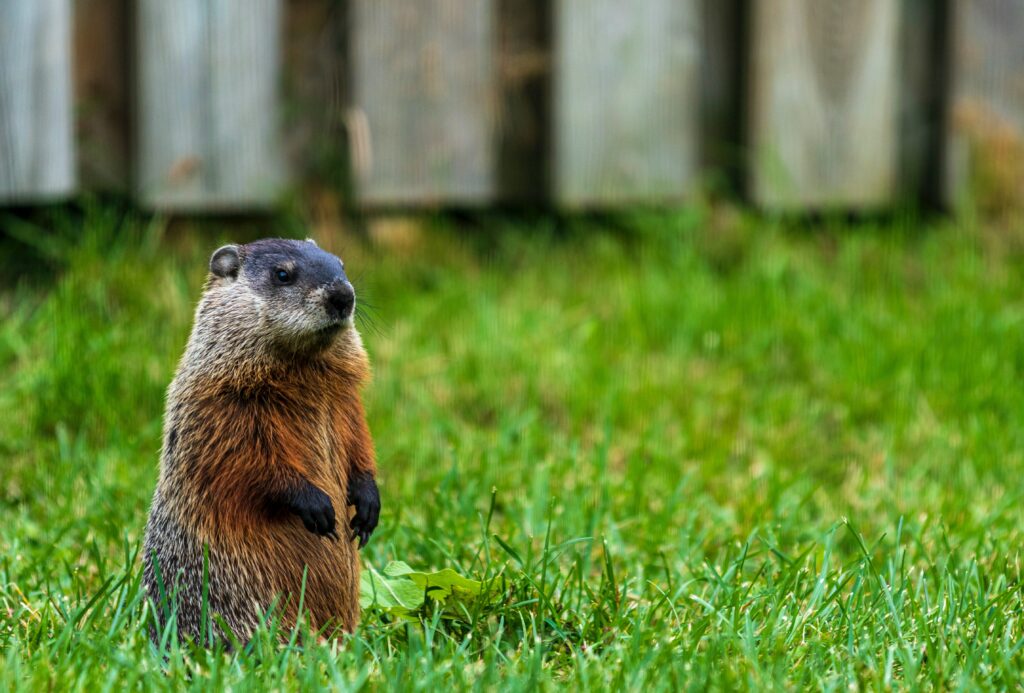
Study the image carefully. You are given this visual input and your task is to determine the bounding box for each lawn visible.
[2,204,1024,689]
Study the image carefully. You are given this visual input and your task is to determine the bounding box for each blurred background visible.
[0,0,1020,215]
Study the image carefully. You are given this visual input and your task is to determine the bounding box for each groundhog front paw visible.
[347,472,380,549]
[288,483,338,540]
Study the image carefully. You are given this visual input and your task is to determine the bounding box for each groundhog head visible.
[208,238,356,351]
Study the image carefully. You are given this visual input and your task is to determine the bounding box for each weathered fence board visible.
[136,0,284,210]
[947,0,1024,212]
[750,0,900,209]
[0,0,75,201]
[3,0,1022,214]
[553,0,700,205]
[352,0,495,206]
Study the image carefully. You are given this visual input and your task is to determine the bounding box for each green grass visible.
[2,204,1024,689]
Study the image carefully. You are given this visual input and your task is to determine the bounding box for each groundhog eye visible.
[274,268,293,284]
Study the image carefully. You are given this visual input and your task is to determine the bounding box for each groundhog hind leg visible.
[144,516,267,646]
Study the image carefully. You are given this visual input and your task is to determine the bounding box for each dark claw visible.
[347,472,380,550]
[287,482,337,538]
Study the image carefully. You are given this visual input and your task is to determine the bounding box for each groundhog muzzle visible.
[143,238,380,645]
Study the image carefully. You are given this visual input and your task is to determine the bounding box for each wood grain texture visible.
[0,0,75,201]
[750,0,900,209]
[553,0,700,206]
[947,0,1024,212]
[136,0,284,210]
[351,0,495,206]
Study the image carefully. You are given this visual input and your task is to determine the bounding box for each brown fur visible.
[144,240,376,643]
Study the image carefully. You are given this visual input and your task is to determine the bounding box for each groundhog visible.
[143,238,380,645]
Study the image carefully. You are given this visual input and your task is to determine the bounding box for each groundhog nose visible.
[326,282,355,319]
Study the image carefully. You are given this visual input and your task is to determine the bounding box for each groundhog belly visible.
[145,488,360,642]
[256,502,361,634]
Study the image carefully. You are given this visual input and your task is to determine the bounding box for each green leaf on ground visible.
[360,561,502,617]
[359,564,425,616]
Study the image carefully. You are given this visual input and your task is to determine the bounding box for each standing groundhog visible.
[143,238,380,644]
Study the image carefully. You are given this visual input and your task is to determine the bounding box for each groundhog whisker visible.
[356,316,386,340]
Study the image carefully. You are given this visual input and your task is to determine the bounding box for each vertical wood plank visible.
[136,0,284,210]
[351,0,495,206]
[553,0,700,206]
[750,0,900,209]
[0,0,75,201]
[947,0,1024,212]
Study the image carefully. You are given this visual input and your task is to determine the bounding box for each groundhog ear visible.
[210,245,241,279]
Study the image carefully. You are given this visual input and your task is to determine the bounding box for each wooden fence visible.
[1,0,1022,213]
